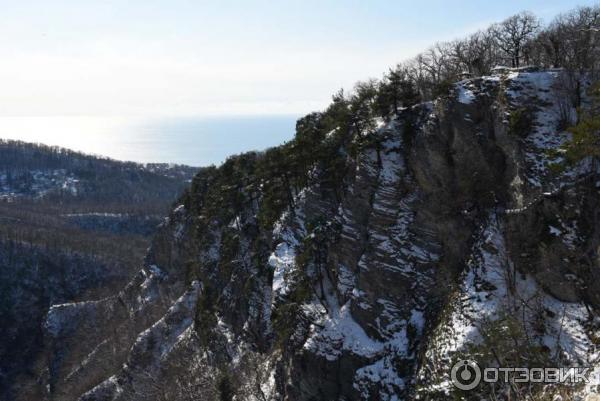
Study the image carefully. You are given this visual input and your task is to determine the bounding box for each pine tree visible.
[376,68,421,119]
[562,83,600,175]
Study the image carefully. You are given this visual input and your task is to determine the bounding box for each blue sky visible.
[0,0,596,117]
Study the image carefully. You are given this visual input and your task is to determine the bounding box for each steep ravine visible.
[24,69,600,401]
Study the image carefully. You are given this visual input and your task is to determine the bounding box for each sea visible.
[0,115,299,167]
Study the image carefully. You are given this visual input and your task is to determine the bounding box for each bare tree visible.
[562,6,600,74]
[451,30,497,76]
[404,55,430,99]
[492,12,540,68]
[422,42,454,84]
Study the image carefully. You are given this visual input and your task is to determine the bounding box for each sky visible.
[0,0,595,118]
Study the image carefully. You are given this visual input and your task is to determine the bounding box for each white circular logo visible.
[451,360,482,391]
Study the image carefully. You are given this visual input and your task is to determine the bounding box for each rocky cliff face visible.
[23,69,600,401]
[0,242,131,401]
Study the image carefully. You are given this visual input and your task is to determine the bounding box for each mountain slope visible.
[26,69,600,401]
[0,141,197,401]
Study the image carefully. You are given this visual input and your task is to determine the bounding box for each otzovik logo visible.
[451,360,482,390]
[450,360,595,391]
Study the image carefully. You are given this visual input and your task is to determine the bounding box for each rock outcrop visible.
[19,69,600,401]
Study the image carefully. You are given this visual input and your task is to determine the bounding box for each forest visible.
[0,140,197,399]
[371,6,599,110]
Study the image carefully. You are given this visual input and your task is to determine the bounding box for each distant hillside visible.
[0,139,198,400]
[0,139,198,212]
[0,139,200,262]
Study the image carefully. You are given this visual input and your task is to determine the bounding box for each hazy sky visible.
[0,0,595,118]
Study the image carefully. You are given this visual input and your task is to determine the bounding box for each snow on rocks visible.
[354,358,406,400]
[304,299,384,361]
[46,300,104,338]
[137,264,167,308]
[455,81,477,104]
[504,70,575,188]
[303,291,418,399]
[130,280,200,362]
[432,213,509,356]
[268,189,308,300]
[269,241,297,297]
[419,211,598,396]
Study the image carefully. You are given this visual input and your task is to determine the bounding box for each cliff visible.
[25,69,600,401]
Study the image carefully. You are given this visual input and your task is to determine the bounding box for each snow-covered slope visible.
[20,69,600,401]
